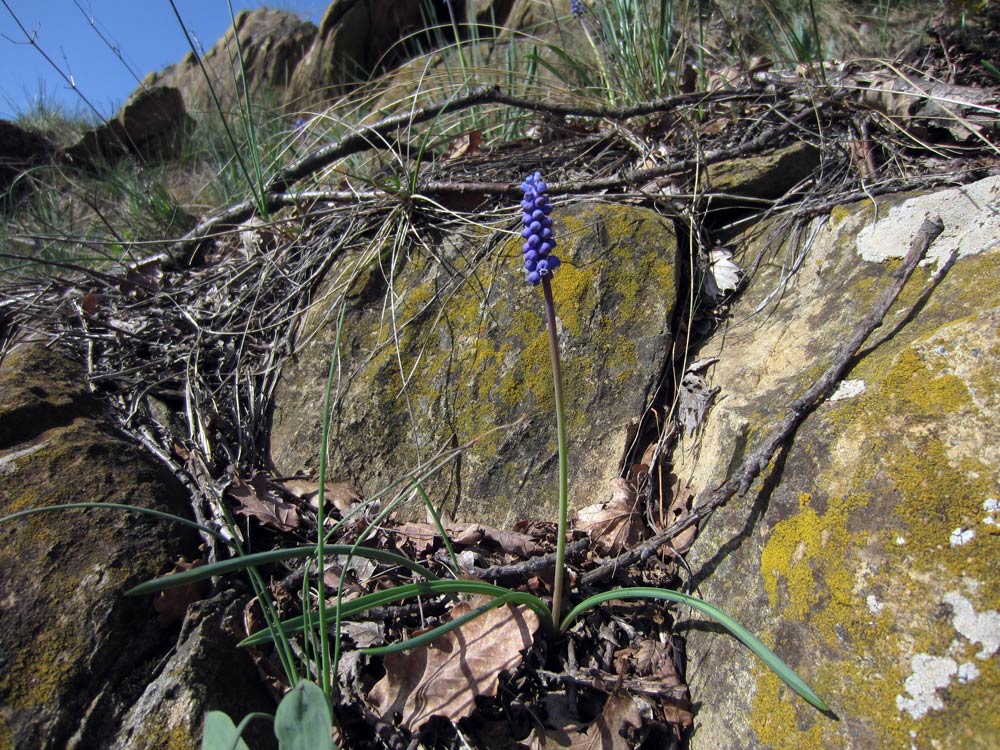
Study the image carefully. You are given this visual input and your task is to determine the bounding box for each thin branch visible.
[267,85,784,194]
[0,0,105,121]
[581,215,945,587]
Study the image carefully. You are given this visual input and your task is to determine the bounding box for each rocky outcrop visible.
[0,344,203,749]
[0,120,54,206]
[286,0,429,107]
[675,176,1000,749]
[144,8,316,113]
[270,202,678,526]
[64,86,191,164]
[109,591,277,750]
[129,2,569,114]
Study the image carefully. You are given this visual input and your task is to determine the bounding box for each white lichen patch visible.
[866,594,884,615]
[829,378,866,401]
[949,527,975,546]
[896,594,1000,720]
[896,654,957,719]
[943,591,1000,659]
[856,175,1000,268]
[983,497,999,527]
[957,662,980,684]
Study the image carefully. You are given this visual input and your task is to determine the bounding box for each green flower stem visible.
[315,303,347,698]
[541,276,569,627]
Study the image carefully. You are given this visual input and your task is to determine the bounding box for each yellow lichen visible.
[747,238,1000,748]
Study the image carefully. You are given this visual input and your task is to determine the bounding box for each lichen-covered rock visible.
[675,176,1000,749]
[699,141,820,202]
[0,344,201,750]
[110,591,277,750]
[270,202,677,527]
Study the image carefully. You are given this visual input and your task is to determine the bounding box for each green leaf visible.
[240,580,552,647]
[202,711,251,750]
[126,544,439,597]
[362,594,515,655]
[560,587,831,713]
[274,681,334,750]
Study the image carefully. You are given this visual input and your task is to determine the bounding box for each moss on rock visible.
[271,202,677,526]
[0,345,201,749]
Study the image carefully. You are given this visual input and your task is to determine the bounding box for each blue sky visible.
[0,1,331,121]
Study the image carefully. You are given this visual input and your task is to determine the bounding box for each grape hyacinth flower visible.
[517,171,568,626]
[519,172,560,285]
[570,0,585,17]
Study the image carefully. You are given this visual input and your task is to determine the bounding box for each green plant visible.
[127,170,831,750]
[201,680,333,750]
[535,0,698,105]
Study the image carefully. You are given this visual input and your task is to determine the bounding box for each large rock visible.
[109,591,277,750]
[270,202,678,526]
[0,120,54,206]
[676,176,1000,749]
[144,9,316,113]
[64,86,192,164]
[287,0,427,106]
[284,0,550,108]
[0,344,203,749]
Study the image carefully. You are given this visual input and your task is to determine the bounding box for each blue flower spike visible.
[519,171,560,285]
[570,0,585,18]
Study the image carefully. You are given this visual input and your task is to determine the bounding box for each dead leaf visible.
[575,479,647,555]
[119,258,162,298]
[367,600,539,731]
[280,478,361,512]
[530,689,645,750]
[392,521,438,555]
[702,245,742,301]
[152,556,206,624]
[227,472,302,531]
[81,292,101,315]
[664,483,697,554]
[342,620,385,648]
[443,129,482,160]
[451,524,545,557]
[677,363,719,438]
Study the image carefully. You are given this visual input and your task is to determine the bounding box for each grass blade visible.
[125,544,440,597]
[240,580,552,647]
[560,587,830,713]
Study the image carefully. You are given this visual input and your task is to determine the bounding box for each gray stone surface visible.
[673,177,1000,750]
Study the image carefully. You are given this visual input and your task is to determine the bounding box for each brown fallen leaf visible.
[227,472,301,531]
[280,478,361,512]
[451,523,545,557]
[392,521,439,555]
[119,258,162,298]
[575,478,648,555]
[442,129,482,160]
[152,556,206,624]
[664,482,697,555]
[530,688,645,750]
[367,600,539,732]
